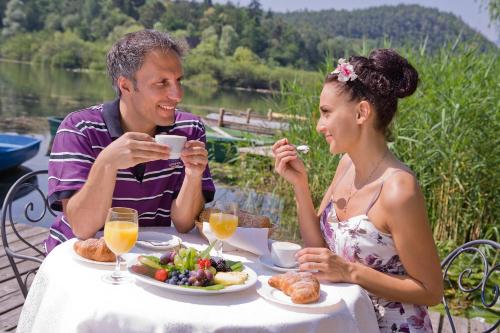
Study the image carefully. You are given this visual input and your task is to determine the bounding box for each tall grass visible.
[222,44,499,245]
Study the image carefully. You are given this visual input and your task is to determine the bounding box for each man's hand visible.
[180,140,208,178]
[98,132,170,170]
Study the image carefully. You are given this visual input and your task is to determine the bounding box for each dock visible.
[0,223,47,332]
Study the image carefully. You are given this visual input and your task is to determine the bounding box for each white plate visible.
[72,247,116,266]
[136,232,182,251]
[130,263,258,295]
[258,254,299,272]
[256,276,341,309]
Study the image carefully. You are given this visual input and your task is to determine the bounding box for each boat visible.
[48,116,63,138]
[0,134,41,172]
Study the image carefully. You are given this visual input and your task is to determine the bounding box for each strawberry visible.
[154,269,168,282]
[197,258,211,270]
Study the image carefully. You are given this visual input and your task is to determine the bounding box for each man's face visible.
[125,49,184,128]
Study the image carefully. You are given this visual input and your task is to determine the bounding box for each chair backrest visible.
[1,169,55,298]
[440,239,499,333]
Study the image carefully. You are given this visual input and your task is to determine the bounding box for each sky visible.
[212,0,499,43]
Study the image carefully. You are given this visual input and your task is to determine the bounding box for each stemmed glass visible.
[209,202,239,258]
[102,207,139,285]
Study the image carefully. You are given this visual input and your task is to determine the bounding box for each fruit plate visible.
[256,276,342,309]
[130,263,258,295]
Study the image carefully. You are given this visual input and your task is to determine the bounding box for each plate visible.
[256,276,341,309]
[72,247,116,266]
[258,254,299,272]
[130,262,258,295]
[136,232,182,251]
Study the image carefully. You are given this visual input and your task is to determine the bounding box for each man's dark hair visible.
[106,30,188,96]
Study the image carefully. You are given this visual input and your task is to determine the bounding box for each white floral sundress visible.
[319,168,433,333]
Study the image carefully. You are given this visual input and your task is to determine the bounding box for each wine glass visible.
[209,202,238,258]
[102,207,139,285]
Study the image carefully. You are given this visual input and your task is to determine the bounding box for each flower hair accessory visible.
[331,58,358,82]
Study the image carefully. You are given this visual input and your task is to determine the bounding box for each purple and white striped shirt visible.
[44,99,215,253]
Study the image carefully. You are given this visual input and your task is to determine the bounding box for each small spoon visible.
[295,145,310,154]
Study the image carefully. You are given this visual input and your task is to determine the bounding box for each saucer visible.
[258,254,299,273]
[136,231,182,251]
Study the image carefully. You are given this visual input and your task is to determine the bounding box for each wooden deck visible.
[0,223,47,332]
[0,223,496,333]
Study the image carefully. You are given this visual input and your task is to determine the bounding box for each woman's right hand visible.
[272,138,308,187]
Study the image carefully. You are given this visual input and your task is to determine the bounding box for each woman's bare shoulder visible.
[380,167,422,211]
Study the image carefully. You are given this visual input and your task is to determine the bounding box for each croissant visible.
[268,271,320,304]
[74,238,116,262]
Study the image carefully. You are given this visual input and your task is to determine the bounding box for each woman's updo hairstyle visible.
[326,48,419,138]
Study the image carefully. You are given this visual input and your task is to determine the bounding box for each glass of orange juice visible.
[209,202,238,257]
[102,207,139,285]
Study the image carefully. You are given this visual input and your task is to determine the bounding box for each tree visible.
[2,0,27,37]
[219,25,238,56]
[138,1,166,28]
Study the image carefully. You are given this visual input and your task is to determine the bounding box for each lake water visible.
[0,61,276,119]
[0,61,283,229]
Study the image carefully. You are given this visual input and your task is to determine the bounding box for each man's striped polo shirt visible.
[44,99,215,253]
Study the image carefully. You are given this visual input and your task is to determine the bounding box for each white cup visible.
[155,135,187,159]
[270,241,301,268]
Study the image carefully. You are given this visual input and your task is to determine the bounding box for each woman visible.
[272,49,443,333]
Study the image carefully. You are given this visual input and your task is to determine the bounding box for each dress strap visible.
[364,169,409,215]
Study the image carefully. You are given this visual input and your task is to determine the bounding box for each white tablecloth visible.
[17,227,378,333]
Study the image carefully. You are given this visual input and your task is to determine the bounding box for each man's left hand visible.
[181,140,208,178]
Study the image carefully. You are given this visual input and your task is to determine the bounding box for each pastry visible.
[73,238,116,262]
[268,271,320,304]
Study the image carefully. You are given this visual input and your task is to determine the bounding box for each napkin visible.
[201,222,270,256]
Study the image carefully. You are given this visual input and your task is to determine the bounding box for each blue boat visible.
[0,134,41,172]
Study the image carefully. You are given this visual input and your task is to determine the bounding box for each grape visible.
[159,252,173,265]
[188,276,197,284]
[205,270,213,281]
[173,254,183,268]
[195,269,206,281]
[193,281,202,287]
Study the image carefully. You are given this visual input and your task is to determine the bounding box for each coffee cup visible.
[155,135,187,159]
[270,241,301,268]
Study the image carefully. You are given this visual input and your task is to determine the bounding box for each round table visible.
[17,227,379,333]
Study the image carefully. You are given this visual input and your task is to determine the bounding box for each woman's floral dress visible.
[320,200,433,333]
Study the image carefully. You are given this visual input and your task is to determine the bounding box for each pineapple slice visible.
[214,271,248,286]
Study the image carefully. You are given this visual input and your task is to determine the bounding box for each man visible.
[45,30,215,253]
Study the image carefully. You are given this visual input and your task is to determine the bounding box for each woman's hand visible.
[272,138,308,187]
[296,247,354,283]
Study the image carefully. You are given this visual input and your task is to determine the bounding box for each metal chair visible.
[440,240,499,333]
[1,169,55,298]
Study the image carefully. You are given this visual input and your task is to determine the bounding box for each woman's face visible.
[316,82,360,155]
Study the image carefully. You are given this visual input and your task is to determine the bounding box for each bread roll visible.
[268,271,320,304]
[73,238,116,262]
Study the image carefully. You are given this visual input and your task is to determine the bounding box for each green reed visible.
[220,44,499,245]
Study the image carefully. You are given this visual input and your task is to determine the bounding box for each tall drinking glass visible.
[209,202,238,258]
[102,207,139,285]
